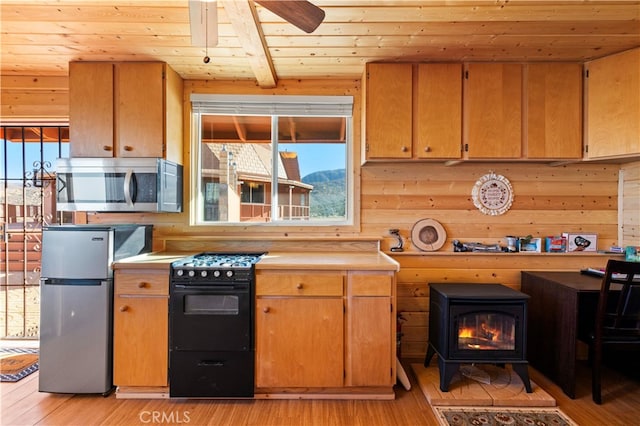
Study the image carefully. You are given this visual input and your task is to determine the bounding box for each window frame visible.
[189,94,354,227]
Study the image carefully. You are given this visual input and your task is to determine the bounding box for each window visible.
[191,95,353,225]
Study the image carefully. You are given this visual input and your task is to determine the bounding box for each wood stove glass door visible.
[450,304,525,361]
[457,311,515,351]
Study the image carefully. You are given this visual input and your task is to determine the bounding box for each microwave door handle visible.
[123,169,134,206]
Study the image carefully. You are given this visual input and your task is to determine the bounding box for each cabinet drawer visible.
[348,273,392,296]
[115,270,169,296]
[256,273,343,296]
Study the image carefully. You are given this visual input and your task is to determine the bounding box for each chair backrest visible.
[596,259,640,341]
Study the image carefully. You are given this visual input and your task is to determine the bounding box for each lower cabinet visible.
[256,297,344,387]
[345,272,395,386]
[113,269,168,387]
[255,269,395,392]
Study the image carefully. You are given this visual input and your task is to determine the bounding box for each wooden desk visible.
[520,271,602,399]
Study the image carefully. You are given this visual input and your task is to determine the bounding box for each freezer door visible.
[41,228,113,279]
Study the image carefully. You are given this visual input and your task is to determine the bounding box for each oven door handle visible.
[198,360,225,367]
[172,284,248,291]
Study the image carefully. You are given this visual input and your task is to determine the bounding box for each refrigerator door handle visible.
[41,278,106,286]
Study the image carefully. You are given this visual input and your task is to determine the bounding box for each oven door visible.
[170,282,252,352]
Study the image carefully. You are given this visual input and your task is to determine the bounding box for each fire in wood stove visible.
[457,313,515,351]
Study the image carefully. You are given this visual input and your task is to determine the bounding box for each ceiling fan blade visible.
[189,0,218,47]
[255,1,325,33]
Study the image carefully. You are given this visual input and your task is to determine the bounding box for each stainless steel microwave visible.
[56,157,183,212]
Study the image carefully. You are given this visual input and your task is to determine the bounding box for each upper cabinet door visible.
[464,63,523,159]
[364,63,413,159]
[526,63,583,159]
[586,48,640,159]
[69,62,114,157]
[69,61,182,161]
[116,62,165,158]
[415,64,462,159]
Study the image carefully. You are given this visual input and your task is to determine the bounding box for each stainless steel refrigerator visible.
[39,224,152,394]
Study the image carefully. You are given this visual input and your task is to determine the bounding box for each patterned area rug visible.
[0,347,39,382]
[432,406,578,426]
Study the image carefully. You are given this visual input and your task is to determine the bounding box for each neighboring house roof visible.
[202,143,312,189]
[280,151,301,182]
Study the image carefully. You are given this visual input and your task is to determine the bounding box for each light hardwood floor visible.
[2,359,639,426]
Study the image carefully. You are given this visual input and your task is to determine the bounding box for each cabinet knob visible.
[401,146,408,153]
[138,282,147,288]
[119,305,129,312]
[123,145,133,152]
[103,145,112,151]
[424,146,431,152]
[263,306,270,313]
[296,283,304,290]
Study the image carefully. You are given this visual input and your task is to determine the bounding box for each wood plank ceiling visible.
[1,0,639,88]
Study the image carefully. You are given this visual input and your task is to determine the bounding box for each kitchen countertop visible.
[113,251,399,271]
[256,251,399,271]
[112,251,195,270]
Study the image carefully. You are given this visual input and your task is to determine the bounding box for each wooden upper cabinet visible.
[364,63,462,160]
[464,63,523,159]
[364,63,413,159]
[69,62,114,157]
[69,61,183,162]
[586,48,640,159]
[525,63,583,159]
[415,63,463,159]
[116,62,165,157]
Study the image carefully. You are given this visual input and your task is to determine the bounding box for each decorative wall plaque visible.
[471,172,514,216]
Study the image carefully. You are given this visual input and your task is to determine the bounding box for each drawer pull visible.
[103,145,112,151]
[263,307,270,313]
[138,282,147,288]
[123,145,133,152]
[119,305,129,312]
[296,283,304,289]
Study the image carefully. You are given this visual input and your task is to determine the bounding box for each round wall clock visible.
[471,172,514,216]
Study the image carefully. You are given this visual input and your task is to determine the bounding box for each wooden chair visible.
[590,259,640,404]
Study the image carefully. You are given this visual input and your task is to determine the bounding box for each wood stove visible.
[424,283,532,393]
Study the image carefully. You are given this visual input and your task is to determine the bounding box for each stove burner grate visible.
[173,252,265,269]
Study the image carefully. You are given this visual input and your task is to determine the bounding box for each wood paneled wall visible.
[359,161,622,357]
[621,161,640,246]
[0,75,68,123]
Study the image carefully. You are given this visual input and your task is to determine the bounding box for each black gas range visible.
[171,252,265,282]
[169,252,265,398]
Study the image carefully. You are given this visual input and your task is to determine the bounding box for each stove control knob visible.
[200,270,208,278]
[188,270,196,277]
[176,269,184,277]
[213,270,221,278]
[226,270,234,278]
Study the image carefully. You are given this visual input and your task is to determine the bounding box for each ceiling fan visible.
[189,0,325,50]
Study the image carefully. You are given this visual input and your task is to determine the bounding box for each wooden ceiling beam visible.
[220,0,277,88]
